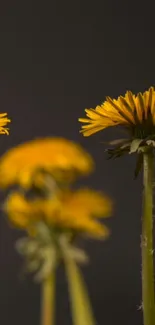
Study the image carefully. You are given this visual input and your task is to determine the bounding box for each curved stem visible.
[65,256,96,325]
[41,272,55,325]
[142,150,155,325]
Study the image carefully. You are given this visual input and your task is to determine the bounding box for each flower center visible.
[129,111,155,140]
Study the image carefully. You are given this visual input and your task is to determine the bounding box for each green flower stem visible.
[142,150,155,325]
[41,272,55,325]
[65,257,96,325]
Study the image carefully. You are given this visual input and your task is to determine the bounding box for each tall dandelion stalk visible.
[142,150,155,325]
[79,86,155,325]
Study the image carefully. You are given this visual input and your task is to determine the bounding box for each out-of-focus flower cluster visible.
[0,137,112,280]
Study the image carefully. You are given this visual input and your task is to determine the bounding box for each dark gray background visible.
[0,1,154,324]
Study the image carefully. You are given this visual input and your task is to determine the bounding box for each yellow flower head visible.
[0,137,93,188]
[4,189,112,239]
[0,113,11,135]
[79,87,155,139]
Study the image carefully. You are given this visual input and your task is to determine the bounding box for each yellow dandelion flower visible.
[4,189,112,239]
[79,87,155,161]
[57,188,112,220]
[0,137,93,188]
[0,113,11,134]
[79,87,155,138]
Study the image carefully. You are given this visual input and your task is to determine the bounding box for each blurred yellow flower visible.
[0,137,93,188]
[0,113,11,135]
[4,189,112,239]
[79,87,155,138]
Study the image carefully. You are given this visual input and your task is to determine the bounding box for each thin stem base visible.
[41,273,55,325]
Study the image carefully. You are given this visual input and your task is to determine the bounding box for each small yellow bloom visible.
[0,113,11,135]
[59,189,112,220]
[0,137,93,188]
[4,189,112,239]
[79,87,155,138]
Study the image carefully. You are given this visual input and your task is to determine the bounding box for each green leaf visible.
[130,139,143,154]
[134,154,143,179]
[121,142,130,149]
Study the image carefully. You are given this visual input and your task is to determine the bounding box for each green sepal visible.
[138,145,152,153]
[146,140,155,147]
[129,139,143,154]
[16,223,88,282]
[106,142,130,159]
[105,138,129,146]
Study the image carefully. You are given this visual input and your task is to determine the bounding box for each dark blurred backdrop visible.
[0,1,154,324]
